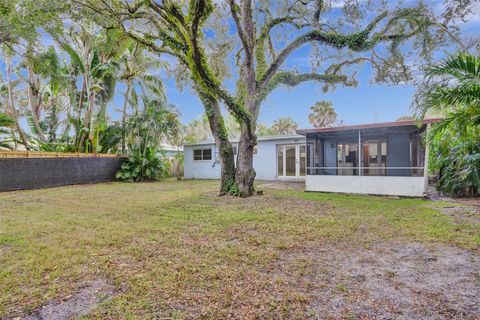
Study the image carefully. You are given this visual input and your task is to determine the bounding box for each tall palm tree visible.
[308,101,337,128]
[0,113,15,149]
[271,117,298,135]
[2,49,30,149]
[414,53,480,196]
[23,45,70,144]
[119,42,166,153]
[60,24,125,152]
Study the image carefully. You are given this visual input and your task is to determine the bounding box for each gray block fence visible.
[0,157,124,191]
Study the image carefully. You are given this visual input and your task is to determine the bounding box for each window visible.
[337,143,358,175]
[193,148,212,161]
[363,140,387,176]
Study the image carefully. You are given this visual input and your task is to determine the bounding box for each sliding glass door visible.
[277,145,305,178]
[337,143,359,175]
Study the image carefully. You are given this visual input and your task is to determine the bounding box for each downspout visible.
[358,129,362,176]
[423,123,431,196]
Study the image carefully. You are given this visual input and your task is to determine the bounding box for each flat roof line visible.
[296,118,442,135]
[184,134,304,146]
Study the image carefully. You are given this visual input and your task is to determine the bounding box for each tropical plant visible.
[172,151,184,180]
[0,113,15,149]
[271,117,298,135]
[1,48,30,149]
[59,24,126,152]
[98,124,123,154]
[184,114,213,144]
[309,101,337,128]
[116,97,179,181]
[429,127,480,197]
[23,45,71,145]
[256,123,276,137]
[116,148,169,181]
[396,115,415,121]
[118,42,166,152]
[82,0,471,196]
[414,53,480,196]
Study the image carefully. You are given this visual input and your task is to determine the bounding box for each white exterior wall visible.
[254,136,305,180]
[183,136,305,181]
[305,175,426,197]
[183,143,221,179]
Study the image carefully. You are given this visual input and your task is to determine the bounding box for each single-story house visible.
[183,118,441,197]
[184,135,306,181]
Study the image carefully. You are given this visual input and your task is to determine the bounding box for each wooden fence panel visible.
[0,151,121,159]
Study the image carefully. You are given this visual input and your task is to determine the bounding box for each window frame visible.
[193,147,213,161]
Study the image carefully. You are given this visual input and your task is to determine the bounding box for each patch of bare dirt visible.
[277,242,480,319]
[439,205,480,225]
[202,192,330,216]
[11,278,115,320]
[428,184,480,208]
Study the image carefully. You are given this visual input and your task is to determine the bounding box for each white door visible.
[277,144,305,178]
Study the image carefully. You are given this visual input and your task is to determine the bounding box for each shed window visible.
[193,148,212,160]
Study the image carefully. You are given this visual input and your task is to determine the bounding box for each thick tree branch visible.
[272,71,348,88]
[325,57,372,75]
[256,71,348,106]
[258,11,388,88]
[228,0,252,65]
[256,16,307,44]
[313,0,324,27]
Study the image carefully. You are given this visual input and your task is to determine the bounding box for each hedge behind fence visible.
[0,153,124,191]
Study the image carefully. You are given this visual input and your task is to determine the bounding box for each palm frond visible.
[426,53,480,87]
[61,43,86,74]
[0,113,15,127]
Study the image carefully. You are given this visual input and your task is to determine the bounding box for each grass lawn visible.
[1,179,479,319]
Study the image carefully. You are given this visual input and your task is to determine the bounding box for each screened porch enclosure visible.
[297,119,441,196]
[305,125,426,178]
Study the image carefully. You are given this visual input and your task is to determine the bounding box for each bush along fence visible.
[0,151,125,191]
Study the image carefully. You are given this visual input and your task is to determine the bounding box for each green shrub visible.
[116,148,169,182]
[431,127,480,197]
[414,53,480,197]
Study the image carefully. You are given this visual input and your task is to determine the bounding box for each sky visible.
[129,2,480,130]
[2,1,480,132]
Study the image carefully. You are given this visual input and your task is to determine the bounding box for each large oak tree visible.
[77,0,473,196]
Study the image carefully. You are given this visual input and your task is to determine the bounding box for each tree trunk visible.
[121,80,131,154]
[235,43,258,197]
[6,62,30,150]
[75,75,86,150]
[217,138,236,195]
[175,156,182,180]
[78,87,95,152]
[27,67,48,143]
[235,123,257,196]
[197,90,236,195]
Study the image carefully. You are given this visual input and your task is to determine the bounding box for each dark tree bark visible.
[235,123,256,196]
[197,90,236,195]
[81,0,462,197]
